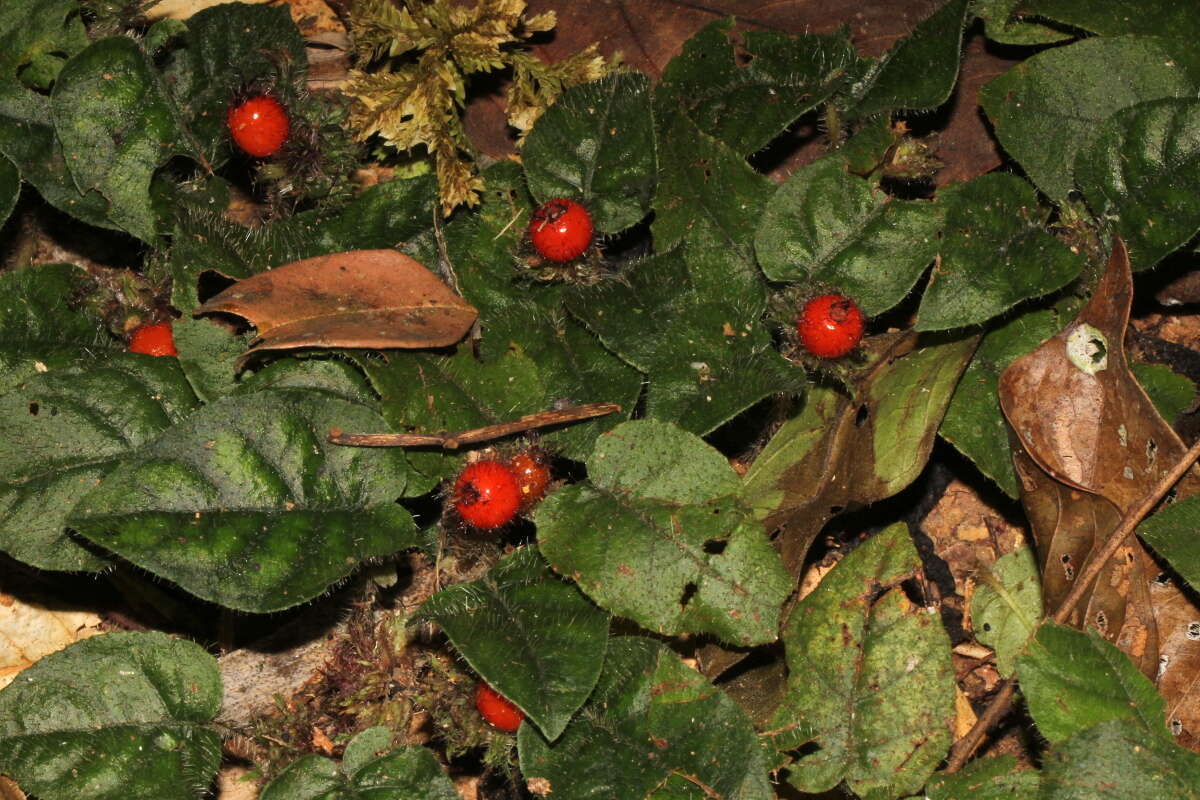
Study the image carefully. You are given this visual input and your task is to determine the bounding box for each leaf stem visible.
[943,434,1200,773]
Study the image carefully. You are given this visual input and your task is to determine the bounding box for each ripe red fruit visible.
[508,450,551,509]
[452,459,521,529]
[796,294,865,359]
[475,680,524,732]
[227,95,290,158]
[128,321,178,357]
[528,198,593,262]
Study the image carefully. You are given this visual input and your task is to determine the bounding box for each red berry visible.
[528,198,593,262]
[475,680,524,732]
[227,95,290,158]
[508,450,551,509]
[796,294,865,359]
[128,321,178,357]
[452,460,521,529]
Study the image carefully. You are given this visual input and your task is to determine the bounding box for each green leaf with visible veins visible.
[0,632,222,800]
[941,309,1061,497]
[971,546,1042,676]
[917,174,1084,331]
[770,523,955,800]
[0,0,110,229]
[260,740,457,800]
[1138,495,1200,593]
[0,353,200,571]
[1041,720,1200,799]
[52,37,192,242]
[69,388,424,612]
[980,35,1200,201]
[1018,623,1171,744]
[536,420,789,646]
[924,755,1041,799]
[755,155,942,316]
[846,0,971,119]
[415,548,609,740]
[1022,0,1200,41]
[651,105,772,310]
[0,263,112,396]
[1076,98,1200,271]
[518,637,773,800]
[566,249,803,436]
[0,151,16,229]
[523,72,656,234]
[657,18,858,156]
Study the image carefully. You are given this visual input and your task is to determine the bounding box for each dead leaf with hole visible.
[195,249,477,366]
[999,239,1200,737]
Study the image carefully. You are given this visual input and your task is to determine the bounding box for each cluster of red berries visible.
[796,293,865,359]
[451,449,552,530]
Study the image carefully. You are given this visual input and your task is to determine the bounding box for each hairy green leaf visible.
[1018,623,1170,743]
[0,0,110,228]
[1139,495,1200,592]
[52,37,189,242]
[980,35,1200,201]
[941,309,1060,497]
[1041,720,1200,799]
[415,548,609,740]
[260,740,456,800]
[848,0,971,119]
[172,317,251,403]
[69,389,423,612]
[772,523,955,799]
[0,632,221,800]
[566,249,803,435]
[523,72,656,234]
[658,18,858,155]
[924,755,1041,799]
[1022,0,1200,40]
[518,637,773,800]
[971,546,1042,675]
[755,156,941,316]
[917,174,1084,331]
[0,354,200,571]
[1077,98,1200,271]
[974,0,1074,45]
[0,151,16,229]
[1132,362,1196,425]
[537,420,790,646]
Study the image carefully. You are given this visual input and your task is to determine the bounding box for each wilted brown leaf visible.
[196,249,477,364]
[999,238,1200,709]
[0,591,103,690]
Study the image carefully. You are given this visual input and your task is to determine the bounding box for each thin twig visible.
[327,402,621,449]
[943,435,1200,773]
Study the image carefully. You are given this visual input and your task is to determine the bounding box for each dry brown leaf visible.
[0,592,103,690]
[196,249,477,364]
[217,766,259,800]
[1000,238,1200,705]
[0,776,26,800]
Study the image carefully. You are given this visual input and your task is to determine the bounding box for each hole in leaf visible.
[28,402,38,416]
[49,407,58,417]
[1172,719,1184,736]
[1187,622,1200,641]
[703,538,727,555]
[982,622,992,632]
[1147,438,1158,467]
[829,505,844,514]
[680,582,698,608]
[855,404,868,427]
[1155,572,1172,585]
[1087,336,1106,364]
[1095,611,1108,635]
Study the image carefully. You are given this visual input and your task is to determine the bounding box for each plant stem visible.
[943,435,1200,773]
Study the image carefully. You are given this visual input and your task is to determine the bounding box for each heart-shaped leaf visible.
[197,249,477,363]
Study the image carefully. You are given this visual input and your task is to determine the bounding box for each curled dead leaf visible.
[196,249,477,365]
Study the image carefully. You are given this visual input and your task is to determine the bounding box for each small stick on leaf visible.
[943,434,1200,773]
[328,402,622,449]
